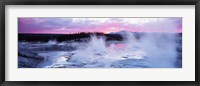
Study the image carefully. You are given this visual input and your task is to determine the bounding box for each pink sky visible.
[18,18,182,34]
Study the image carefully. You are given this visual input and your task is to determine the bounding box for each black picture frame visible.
[0,0,199,86]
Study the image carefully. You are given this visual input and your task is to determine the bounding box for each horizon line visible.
[18,32,182,34]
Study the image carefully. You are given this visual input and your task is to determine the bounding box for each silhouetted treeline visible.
[18,32,124,42]
[18,32,182,42]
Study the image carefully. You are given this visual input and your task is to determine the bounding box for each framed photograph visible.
[0,0,199,86]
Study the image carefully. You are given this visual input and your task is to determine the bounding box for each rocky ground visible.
[18,50,45,68]
[18,42,76,68]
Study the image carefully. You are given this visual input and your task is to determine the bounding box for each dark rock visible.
[176,47,182,53]
[174,60,182,68]
[18,50,45,68]
[177,53,182,60]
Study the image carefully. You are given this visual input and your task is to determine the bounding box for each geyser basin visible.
[18,17,182,68]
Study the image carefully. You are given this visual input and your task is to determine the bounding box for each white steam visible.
[42,18,180,68]
[67,19,179,68]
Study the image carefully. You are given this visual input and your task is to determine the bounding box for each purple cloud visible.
[18,17,182,34]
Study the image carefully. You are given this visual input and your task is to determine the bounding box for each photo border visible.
[0,0,199,86]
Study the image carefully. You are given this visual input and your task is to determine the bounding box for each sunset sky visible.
[18,18,182,34]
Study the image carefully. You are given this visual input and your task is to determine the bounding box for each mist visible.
[63,19,179,68]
